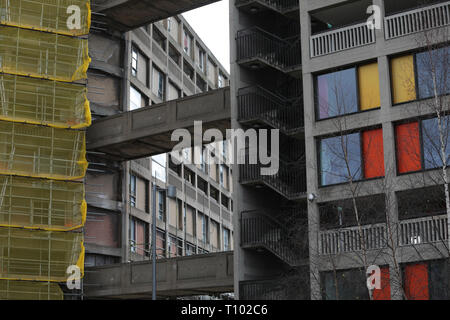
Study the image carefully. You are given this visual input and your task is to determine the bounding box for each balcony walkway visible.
[86,87,230,161]
[84,251,233,299]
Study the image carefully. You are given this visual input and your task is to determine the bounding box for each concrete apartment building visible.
[231,0,450,300]
[85,13,233,268]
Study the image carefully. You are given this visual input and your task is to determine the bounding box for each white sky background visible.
[183,0,230,73]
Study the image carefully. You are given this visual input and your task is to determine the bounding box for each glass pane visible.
[130,86,141,110]
[416,47,450,99]
[320,133,362,186]
[391,55,416,104]
[317,68,358,119]
[422,116,450,169]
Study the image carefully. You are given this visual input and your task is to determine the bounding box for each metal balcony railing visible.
[237,27,301,70]
[399,214,448,246]
[310,21,375,58]
[385,1,450,40]
[239,156,306,200]
[237,86,304,135]
[240,210,307,266]
[235,0,299,12]
[319,223,387,255]
[239,278,291,300]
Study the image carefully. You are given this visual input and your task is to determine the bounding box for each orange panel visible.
[362,129,385,178]
[373,267,391,300]
[405,263,429,300]
[396,122,422,173]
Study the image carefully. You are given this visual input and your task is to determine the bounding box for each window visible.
[200,214,208,243]
[395,117,450,174]
[129,217,136,252]
[131,48,138,77]
[210,186,219,202]
[130,86,143,111]
[153,27,166,51]
[152,66,165,99]
[221,193,229,209]
[219,165,224,186]
[197,176,208,194]
[183,60,194,80]
[391,47,450,104]
[218,73,225,88]
[316,62,380,120]
[319,128,384,186]
[167,17,179,41]
[168,235,182,257]
[152,153,167,183]
[184,167,195,185]
[196,75,207,92]
[158,190,165,221]
[183,29,192,56]
[169,45,181,66]
[156,229,166,258]
[223,228,230,251]
[321,268,369,300]
[130,174,136,207]
[185,242,196,256]
[402,260,450,300]
[197,47,205,71]
[168,81,181,101]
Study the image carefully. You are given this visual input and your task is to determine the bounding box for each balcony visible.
[239,157,306,200]
[319,223,387,255]
[399,214,448,246]
[235,0,299,17]
[241,210,308,266]
[236,27,301,73]
[237,86,304,135]
[239,276,305,299]
[310,22,375,58]
[385,1,450,40]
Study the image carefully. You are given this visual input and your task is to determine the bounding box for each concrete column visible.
[378,51,403,299]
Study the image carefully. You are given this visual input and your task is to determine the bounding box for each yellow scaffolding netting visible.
[0,227,84,282]
[0,121,88,180]
[0,26,90,82]
[0,0,91,36]
[0,74,91,129]
[0,279,63,300]
[0,175,86,231]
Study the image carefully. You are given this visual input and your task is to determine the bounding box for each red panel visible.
[136,221,145,256]
[396,122,422,173]
[373,267,391,300]
[362,129,385,178]
[405,263,429,300]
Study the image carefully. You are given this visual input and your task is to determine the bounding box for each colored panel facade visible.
[362,129,385,179]
[396,122,422,173]
[391,55,416,104]
[358,63,381,110]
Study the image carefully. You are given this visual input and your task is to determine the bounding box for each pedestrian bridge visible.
[84,251,233,299]
[86,87,230,161]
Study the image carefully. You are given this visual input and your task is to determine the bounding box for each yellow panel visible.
[0,280,63,300]
[358,62,381,110]
[0,74,91,129]
[0,26,90,82]
[0,0,91,36]
[0,175,85,231]
[391,55,417,104]
[0,121,87,180]
[0,227,83,282]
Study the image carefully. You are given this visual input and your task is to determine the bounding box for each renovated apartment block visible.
[301,0,450,300]
[85,14,233,267]
[232,0,450,300]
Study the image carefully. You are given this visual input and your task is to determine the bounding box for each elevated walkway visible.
[86,87,230,161]
[84,251,233,299]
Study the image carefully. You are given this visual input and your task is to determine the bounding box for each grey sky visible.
[183,0,230,73]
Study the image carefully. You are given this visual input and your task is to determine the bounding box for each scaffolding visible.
[0,228,84,282]
[0,121,87,180]
[0,74,91,129]
[0,279,63,300]
[0,26,90,82]
[0,175,86,231]
[0,0,90,299]
[0,0,91,36]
